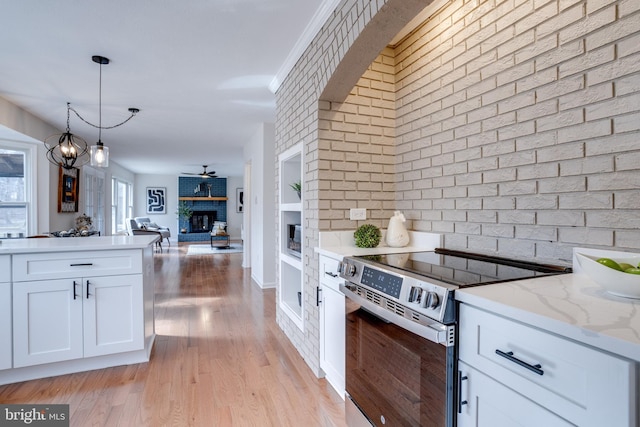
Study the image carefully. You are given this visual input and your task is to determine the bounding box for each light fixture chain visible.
[68,105,137,130]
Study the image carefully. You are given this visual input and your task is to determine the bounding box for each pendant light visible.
[44,103,89,169]
[44,55,139,169]
[90,55,110,167]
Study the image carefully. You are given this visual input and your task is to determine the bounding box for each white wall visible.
[244,123,276,288]
[226,175,243,239]
[134,174,178,233]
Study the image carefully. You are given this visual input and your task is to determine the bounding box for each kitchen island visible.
[0,235,157,385]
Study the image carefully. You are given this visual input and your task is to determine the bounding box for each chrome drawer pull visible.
[495,349,544,376]
[70,263,93,266]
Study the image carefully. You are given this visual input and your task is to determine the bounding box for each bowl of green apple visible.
[576,253,640,298]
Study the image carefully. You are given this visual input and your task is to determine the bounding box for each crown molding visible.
[269,0,342,93]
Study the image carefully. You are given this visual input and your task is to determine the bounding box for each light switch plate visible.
[350,208,366,220]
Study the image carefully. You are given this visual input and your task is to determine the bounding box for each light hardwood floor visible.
[0,243,347,426]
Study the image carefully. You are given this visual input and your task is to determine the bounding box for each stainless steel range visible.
[339,248,571,427]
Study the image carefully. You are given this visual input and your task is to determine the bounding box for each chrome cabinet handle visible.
[73,281,79,300]
[86,280,91,299]
[316,287,322,306]
[495,349,544,375]
[457,371,468,413]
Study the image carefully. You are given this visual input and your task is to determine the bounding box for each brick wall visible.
[274,0,640,375]
[394,0,640,262]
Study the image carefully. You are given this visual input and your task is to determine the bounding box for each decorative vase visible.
[386,211,410,247]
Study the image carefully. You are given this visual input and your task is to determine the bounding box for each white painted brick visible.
[482,224,515,238]
[557,119,611,143]
[467,235,498,253]
[499,180,538,195]
[559,82,613,111]
[587,14,640,51]
[468,184,499,197]
[537,4,585,40]
[484,196,517,209]
[560,155,615,176]
[535,242,574,263]
[498,239,536,259]
[620,0,640,16]
[516,225,557,240]
[619,33,640,59]
[588,171,640,190]
[539,211,585,226]
[498,121,536,140]
[500,211,537,225]
[616,230,640,250]
[558,227,614,245]
[483,167,517,183]
[539,176,587,193]
[560,192,613,209]
[455,223,482,235]
[537,141,585,163]
[499,150,536,168]
[537,75,585,102]
[585,133,639,156]
[586,92,640,121]
[559,45,615,79]
[615,151,640,171]
[588,55,640,86]
[516,194,559,209]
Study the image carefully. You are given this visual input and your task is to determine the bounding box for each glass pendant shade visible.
[44,129,89,169]
[90,141,109,167]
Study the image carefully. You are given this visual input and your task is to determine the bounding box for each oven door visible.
[344,288,455,427]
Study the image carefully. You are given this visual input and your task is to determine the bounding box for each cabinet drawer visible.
[0,256,9,282]
[320,256,342,283]
[459,304,636,427]
[12,250,142,282]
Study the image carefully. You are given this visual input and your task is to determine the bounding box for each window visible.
[0,143,35,238]
[111,177,133,235]
[83,167,106,235]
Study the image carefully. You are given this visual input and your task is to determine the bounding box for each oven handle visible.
[340,283,452,346]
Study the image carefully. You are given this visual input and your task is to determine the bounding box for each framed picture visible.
[58,166,79,213]
[146,187,166,214]
[236,188,244,213]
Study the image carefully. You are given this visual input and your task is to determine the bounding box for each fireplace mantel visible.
[179,197,228,201]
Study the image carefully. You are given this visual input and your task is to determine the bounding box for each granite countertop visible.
[0,235,158,254]
[456,271,640,362]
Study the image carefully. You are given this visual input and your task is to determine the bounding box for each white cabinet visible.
[319,255,345,398]
[458,303,636,427]
[457,361,572,427]
[12,250,144,368]
[0,256,11,370]
[278,144,303,330]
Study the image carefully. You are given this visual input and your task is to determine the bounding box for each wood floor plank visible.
[0,244,346,426]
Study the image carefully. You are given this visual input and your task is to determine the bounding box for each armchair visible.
[126,218,165,252]
[134,216,171,246]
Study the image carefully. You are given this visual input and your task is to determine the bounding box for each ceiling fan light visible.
[90,141,109,167]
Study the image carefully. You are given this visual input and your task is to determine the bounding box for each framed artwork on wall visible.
[236,188,244,213]
[58,166,79,213]
[146,187,166,214]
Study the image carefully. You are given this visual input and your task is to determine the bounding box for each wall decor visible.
[146,187,166,214]
[236,188,244,213]
[58,166,79,213]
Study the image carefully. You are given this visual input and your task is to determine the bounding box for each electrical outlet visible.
[350,208,367,220]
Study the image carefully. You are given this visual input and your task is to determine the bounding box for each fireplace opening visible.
[190,211,217,233]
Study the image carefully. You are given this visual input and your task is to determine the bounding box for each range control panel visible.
[339,255,456,323]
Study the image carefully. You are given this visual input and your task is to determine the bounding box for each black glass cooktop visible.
[357,248,572,287]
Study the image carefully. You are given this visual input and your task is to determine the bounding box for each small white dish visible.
[576,253,640,299]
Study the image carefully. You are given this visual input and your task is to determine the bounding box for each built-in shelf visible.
[178,197,228,201]
[278,144,303,331]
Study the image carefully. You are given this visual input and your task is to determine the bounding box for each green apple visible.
[624,267,640,275]
[597,258,623,271]
[619,263,635,271]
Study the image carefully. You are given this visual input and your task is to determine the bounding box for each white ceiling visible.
[0,0,334,177]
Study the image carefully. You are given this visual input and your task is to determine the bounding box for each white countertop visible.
[315,230,442,259]
[456,272,640,362]
[0,235,158,254]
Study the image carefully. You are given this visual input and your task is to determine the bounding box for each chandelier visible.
[44,55,139,169]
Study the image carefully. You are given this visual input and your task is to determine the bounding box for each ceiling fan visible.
[182,165,217,178]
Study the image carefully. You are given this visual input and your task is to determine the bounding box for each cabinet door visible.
[0,281,11,370]
[319,280,345,397]
[457,362,573,427]
[83,274,144,357]
[13,279,83,367]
